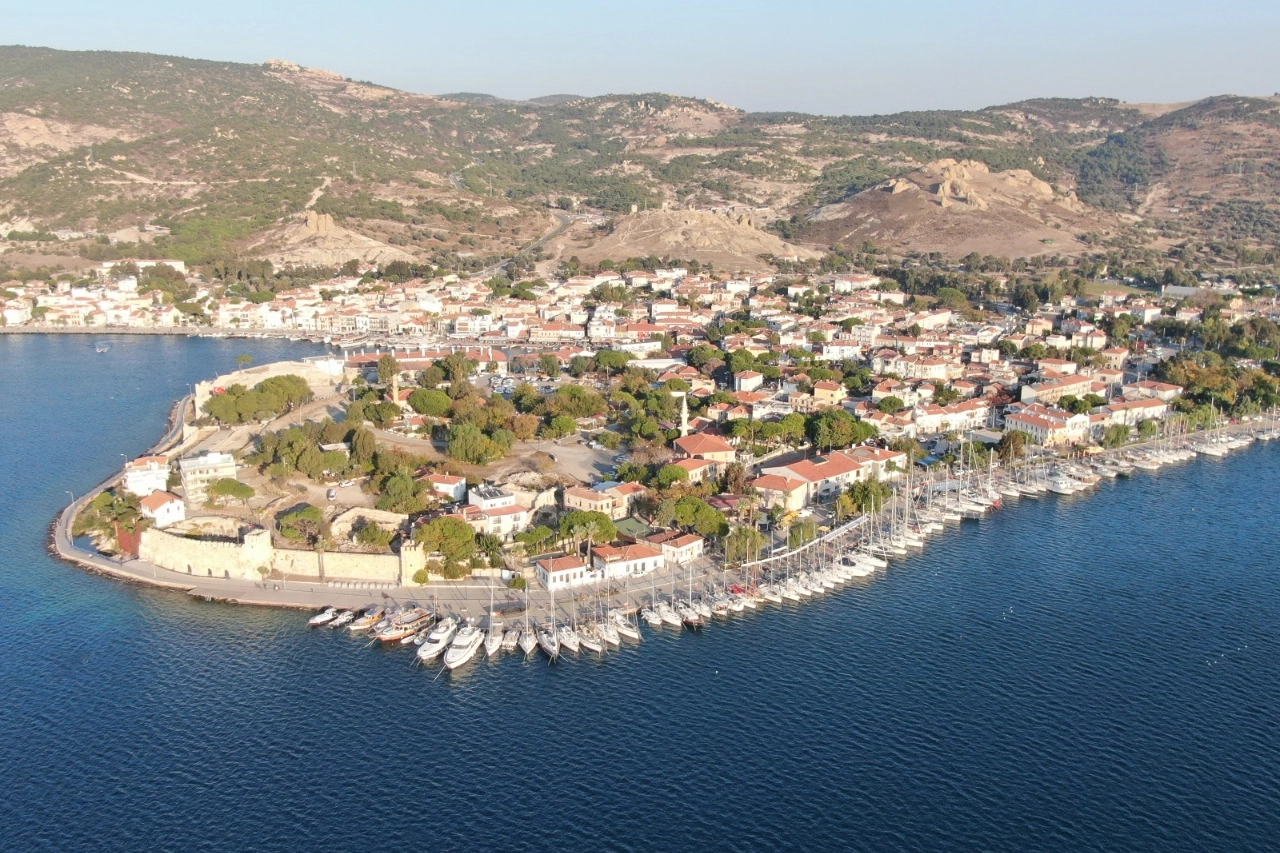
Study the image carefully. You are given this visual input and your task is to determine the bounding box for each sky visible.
[5,0,1279,114]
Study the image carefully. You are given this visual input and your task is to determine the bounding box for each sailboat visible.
[484,585,503,658]
[518,582,538,656]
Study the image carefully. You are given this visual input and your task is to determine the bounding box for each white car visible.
[339,480,354,488]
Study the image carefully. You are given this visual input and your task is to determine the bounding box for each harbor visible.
[288,420,1279,674]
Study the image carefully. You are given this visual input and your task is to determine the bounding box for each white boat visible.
[444,625,485,670]
[307,607,338,627]
[536,623,560,659]
[557,624,581,653]
[855,550,888,568]
[614,610,643,641]
[639,607,662,629]
[485,623,504,658]
[518,628,538,657]
[656,601,682,628]
[676,602,702,629]
[578,624,604,655]
[329,610,355,629]
[501,628,520,652]
[759,583,783,605]
[599,619,621,647]
[1047,475,1080,495]
[416,616,458,662]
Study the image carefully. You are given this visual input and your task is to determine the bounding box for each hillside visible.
[2,46,1279,274]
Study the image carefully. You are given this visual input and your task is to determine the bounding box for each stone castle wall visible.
[139,526,428,584]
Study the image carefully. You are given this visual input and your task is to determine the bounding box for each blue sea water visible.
[2,334,1279,852]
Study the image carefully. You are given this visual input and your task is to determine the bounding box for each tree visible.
[721,462,750,495]
[235,354,253,369]
[515,525,554,554]
[877,396,905,414]
[656,464,690,489]
[407,388,450,417]
[725,526,767,563]
[1137,419,1160,439]
[847,478,891,513]
[279,505,328,545]
[996,430,1031,462]
[615,461,649,483]
[413,516,477,577]
[1101,423,1132,448]
[558,510,617,556]
[377,354,400,386]
[208,478,254,505]
[350,425,376,465]
[539,353,561,377]
[595,349,632,373]
[597,430,622,450]
[446,423,501,464]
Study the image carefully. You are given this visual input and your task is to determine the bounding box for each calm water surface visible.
[1,335,1278,852]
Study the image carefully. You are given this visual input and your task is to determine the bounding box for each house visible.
[811,380,847,408]
[122,455,170,497]
[762,450,865,501]
[177,451,237,504]
[734,370,764,392]
[643,530,705,567]
[749,474,808,512]
[424,473,467,503]
[462,485,531,538]
[1103,397,1168,426]
[564,485,615,516]
[1020,373,1095,406]
[673,432,737,464]
[672,457,715,484]
[595,481,645,519]
[1121,380,1183,402]
[590,542,665,578]
[139,490,186,528]
[536,555,593,591]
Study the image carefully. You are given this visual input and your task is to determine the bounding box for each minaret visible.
[679,392,690,437]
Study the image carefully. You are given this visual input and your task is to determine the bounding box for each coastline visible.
[50,390,1270,616]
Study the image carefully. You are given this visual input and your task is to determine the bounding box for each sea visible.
[1,334,1278,853]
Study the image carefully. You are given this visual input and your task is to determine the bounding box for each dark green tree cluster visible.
[202,375,313,424]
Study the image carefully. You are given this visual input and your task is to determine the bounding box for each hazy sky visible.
[6,0,1279,114]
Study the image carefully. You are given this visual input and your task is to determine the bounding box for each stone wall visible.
[138,526,428,585]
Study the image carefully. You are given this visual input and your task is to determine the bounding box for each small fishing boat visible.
[307,607,338,627]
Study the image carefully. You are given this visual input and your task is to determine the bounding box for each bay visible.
[1,335,1278,852]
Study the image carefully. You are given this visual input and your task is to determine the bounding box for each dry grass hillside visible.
[2,47,1279,271]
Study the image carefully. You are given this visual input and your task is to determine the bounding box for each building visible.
[644,530,705,567]
[177,451,237,504]
[734,370,764,393]
[749,474,808,512]
[464,485,531,539]
[673,432,737,464]
[563,486,616,516]
[122,455,170,497]
[424,473,467,503]
[590,542,665,579]
[535,555,593,591]
[139,490,186,529]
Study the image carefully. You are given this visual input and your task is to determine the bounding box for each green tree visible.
[413,516,477,577]
[725,526,768,563]
[1101,423,1132,448]
[656,464,690,489]
[446,423,501,464]
[279,505,328,545]
[377,354,400,386]
[877,396,905,414]
[208,478,254,504]
[539,353,561,376]
[996,430,1031,462]
[235,354,253,369]
[407,387,450,417]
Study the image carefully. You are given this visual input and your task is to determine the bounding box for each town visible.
[53,256,1280,621]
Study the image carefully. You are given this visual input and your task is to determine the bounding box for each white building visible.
[139,490,186,528]
[535,555,595,591]
[590,542,665,578]
[122,455,170,497]
[177,451,237,504]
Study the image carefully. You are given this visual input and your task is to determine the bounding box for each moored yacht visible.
[443,624,485,670]
[416,616,458,662]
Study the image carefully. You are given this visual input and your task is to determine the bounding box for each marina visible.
[304,421,1280,676]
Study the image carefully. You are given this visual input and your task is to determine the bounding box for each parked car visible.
[614,454,627,463]
[338,480,354,488]
[326,488,338,501]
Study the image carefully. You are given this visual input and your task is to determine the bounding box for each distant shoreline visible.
[0,326,306,338]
